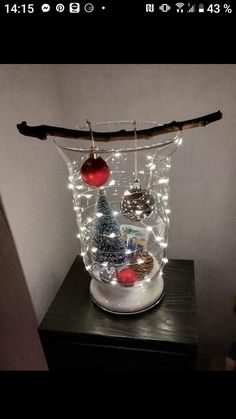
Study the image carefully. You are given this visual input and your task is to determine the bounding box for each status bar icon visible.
[176,2,185,13]
[199,3,204,12]
[187,4,196,12]
[159,4,171,12]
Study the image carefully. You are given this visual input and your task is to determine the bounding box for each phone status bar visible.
[0,2,233,16]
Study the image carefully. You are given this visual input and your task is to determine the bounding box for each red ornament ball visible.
[117,268,138,287]
[80,155,110,187]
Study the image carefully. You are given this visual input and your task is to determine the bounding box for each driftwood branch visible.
[17,111,222,142]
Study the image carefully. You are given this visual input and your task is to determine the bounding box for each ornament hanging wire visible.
[133,120,138,182]
[86,119,96,153]
[54,120,183,160]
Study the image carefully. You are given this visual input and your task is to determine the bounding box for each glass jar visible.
[55,121,182,314]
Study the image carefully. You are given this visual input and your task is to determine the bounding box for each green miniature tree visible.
[91,189,126,265]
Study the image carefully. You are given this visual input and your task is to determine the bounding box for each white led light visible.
[81,251,86,256]
[86,217,93,223]
[135,210,143,215]
[147,155,152,160]
[80,226,86,231]
[166,164,171,168]
[76,185,84,190]
[155,236,162,242]
[146,226,152,231]
[77,234,81,238]
[145,277,151,283]
[68,183,73,189]
[115,152,121,157]
[91,247,97,253]
[113,211,119,216]
[165,209,171,214]
[73,206,79,211]
[111,280,117,285]
[84,194,93,199]
[162,258,168,263]
[150,164,156,170]
[109,180,116,186]
[176,137,183,146]
[163,194,168,200]
[137,258,144,265]
[159,178,169,184]
[125,249,132,254]
[96,212,103,218]
[108,232,116,238]
[160,242,168,248]
[102,262,108,267]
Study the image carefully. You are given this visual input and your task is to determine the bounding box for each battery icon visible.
[198,3,204,12]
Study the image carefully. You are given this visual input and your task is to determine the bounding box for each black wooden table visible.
[39,256,198,370]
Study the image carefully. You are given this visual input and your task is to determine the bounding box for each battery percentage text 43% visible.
[207,4,232,13]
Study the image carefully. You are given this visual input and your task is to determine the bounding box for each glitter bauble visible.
[99,264,118,283]
[129,250,154,280]
[117,267,138,287]
[121,182,155,221]
[80,154,110,187]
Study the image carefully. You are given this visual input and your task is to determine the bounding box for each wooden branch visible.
[17,111,222,142]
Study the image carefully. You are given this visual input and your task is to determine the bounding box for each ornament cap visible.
[90,146,99,159]
[132,179,142,191]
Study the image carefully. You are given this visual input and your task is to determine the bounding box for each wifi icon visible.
[176,2,185,12]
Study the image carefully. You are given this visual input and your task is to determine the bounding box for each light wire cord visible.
[133,120,138,181]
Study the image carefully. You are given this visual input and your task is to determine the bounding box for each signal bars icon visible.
[187,4,196,12]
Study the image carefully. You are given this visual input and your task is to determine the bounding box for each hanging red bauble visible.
[80,153,110,187]
[117,267,138,287]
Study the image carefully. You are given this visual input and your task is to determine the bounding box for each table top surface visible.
[39,257,198,351]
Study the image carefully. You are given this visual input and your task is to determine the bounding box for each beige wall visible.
[0,65,78,368]
[1,64,236,369]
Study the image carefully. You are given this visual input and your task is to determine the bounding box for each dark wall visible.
[0,197,47,370]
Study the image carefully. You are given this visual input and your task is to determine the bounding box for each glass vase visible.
[55,121,182,314]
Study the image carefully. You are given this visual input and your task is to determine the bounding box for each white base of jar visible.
[90,274,164,315]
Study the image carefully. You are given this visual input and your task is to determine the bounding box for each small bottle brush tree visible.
[91,189,126,265]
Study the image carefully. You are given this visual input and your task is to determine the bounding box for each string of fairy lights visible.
[63,128,183,288]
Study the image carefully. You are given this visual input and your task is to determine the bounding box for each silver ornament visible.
[121,181,156,221]
[99,264,118,283]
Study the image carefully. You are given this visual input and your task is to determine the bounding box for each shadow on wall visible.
[195,259,236,370]
[0,195,47,370]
